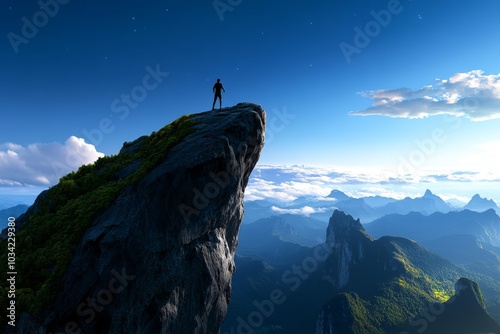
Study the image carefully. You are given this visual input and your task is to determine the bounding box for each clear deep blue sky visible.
[2,0,500,199]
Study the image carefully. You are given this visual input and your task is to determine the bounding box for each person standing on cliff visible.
[212,78,225,110]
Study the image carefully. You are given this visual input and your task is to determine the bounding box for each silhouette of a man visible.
[212,78,225,110]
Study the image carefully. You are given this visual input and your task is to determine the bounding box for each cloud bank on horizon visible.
[0,137,103,188]
[350,70,500,121]
[245,165,500,205]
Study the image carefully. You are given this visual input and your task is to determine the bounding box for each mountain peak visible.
[324,210,373,289]
[468,194,494,204]
[423,189,434,197]
[327,190,351,202]
[464,193,499,212]
[326,210,367,248]
[8,103,266,333]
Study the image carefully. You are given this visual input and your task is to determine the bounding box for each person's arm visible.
[213,84,216,93]
[222,85,225,92]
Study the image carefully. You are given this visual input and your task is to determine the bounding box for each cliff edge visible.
[4,103,265,333]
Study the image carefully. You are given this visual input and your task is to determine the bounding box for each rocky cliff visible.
[323,210,373,289]
[5,103,265,333]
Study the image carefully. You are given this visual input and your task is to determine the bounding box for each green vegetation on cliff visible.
[0,115,196,323]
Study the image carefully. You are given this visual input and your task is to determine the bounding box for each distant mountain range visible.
[0,195,36,210]
[365,209,500,248]
[243,189,499,224]
[0,204,29,230]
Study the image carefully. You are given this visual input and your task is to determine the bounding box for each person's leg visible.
[212,95,217,110]
[219,96,222,109]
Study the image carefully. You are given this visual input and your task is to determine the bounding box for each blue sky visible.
[1,0,500,202]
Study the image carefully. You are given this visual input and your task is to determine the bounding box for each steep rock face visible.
[17,103,265,333]
[323,210,373,289]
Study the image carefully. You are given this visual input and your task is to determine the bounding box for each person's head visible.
[217,78,220,82]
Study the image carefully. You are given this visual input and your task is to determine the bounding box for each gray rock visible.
[19,103,266,334]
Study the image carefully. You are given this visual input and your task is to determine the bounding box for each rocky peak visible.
[324,210,373,289]
[327,189,351,202]
[423,189,434,198]
[326,210,370,249]
[465,194,499,211]
[11,103,265,333]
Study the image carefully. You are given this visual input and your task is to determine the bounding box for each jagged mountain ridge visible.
[250,189,455,224]
[0,204,28,230]
[0,103,265,333]
[377,189,453,216]
[465,194,500,213]
[366,209,500,247]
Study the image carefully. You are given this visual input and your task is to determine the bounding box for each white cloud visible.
[270,205,330,216]
[0,136,104,187]
[350,70,500,121]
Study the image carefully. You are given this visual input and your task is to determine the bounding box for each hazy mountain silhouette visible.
[0,204,28,229]
[327,189,352,201]
[366,209,500,247]
[242,189,456,225]
[377,189,453,216]
[361,194,397,207]
[464,193,499,213]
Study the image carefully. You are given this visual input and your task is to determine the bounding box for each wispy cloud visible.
[350,70,500,121]
[0,136,104,187]
[270,205,331,216]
